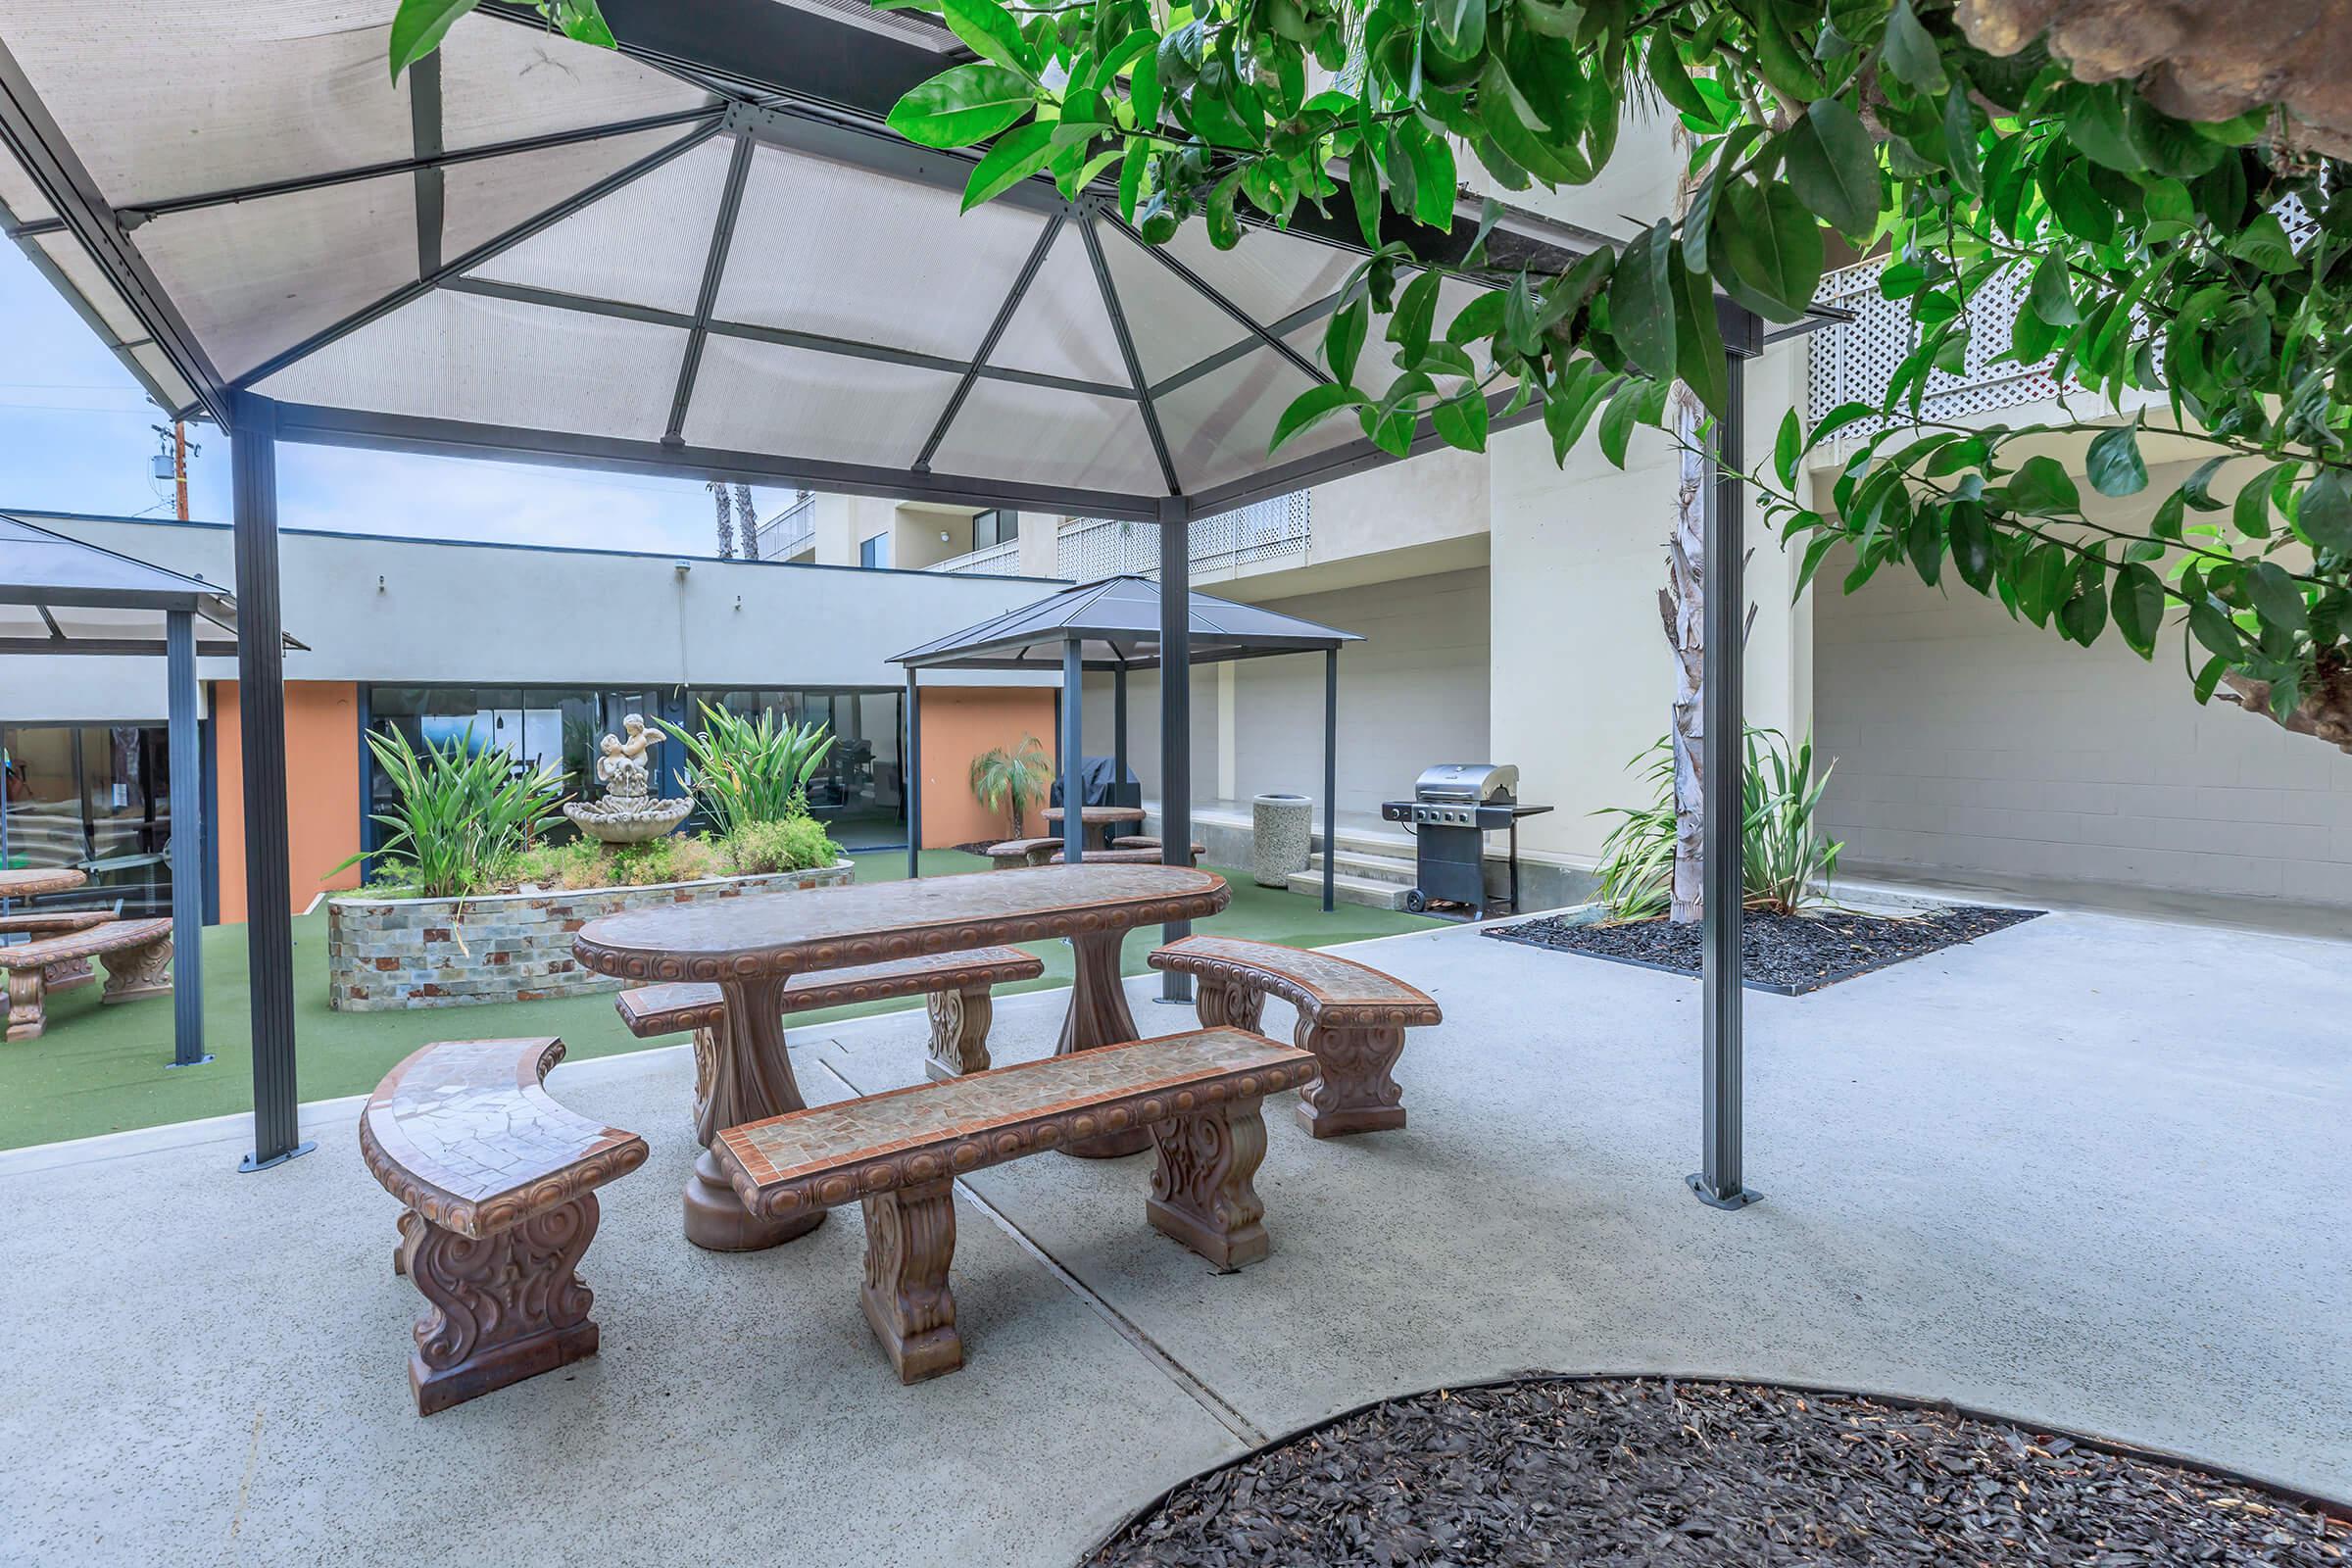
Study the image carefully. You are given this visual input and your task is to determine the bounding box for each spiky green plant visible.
[661,703,834,839]
[1592,729,1842,921]
[969,735,1054,836]
[335,726,565,899]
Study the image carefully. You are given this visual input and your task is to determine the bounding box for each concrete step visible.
[1306,848,1418,886]
[1286,867,1412,910]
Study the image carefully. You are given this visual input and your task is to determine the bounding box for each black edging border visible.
[1077,1369,2352,1564]
[1481,907,2048,996]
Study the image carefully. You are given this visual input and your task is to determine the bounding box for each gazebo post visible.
[1157,498,1193,1003]
[164,609,209,1068]
[1689,348,1759,1211]
[1322,648,1338,914]
[904,667,921,880]
[1059,637,1084,864]
[1112,663,1128,822]
[230,391,311,1172]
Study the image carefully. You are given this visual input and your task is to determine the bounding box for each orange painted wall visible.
[918,686,1059,849]
[212,681,364,923]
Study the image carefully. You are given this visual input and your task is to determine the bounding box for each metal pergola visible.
[896,574,1361,913]
[0,0,1826,1205]
[0,514,291,1072]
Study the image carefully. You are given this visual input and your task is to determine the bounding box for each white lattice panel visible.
[1807,260,2061,438]
[1054,493,1311,580]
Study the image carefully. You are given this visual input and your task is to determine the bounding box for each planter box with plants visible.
[328,706,853,1011]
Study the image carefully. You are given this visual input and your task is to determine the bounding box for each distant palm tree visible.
[709,480,734,559]
[970,736,1053,836]
[733,483,760,560]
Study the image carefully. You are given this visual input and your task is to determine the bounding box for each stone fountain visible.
[563,714,692,843]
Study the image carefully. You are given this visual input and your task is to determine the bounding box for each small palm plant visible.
[970,735,1053,836]
[662,703,835,838]
[339,726,565,899]
[1592,729,1841,920]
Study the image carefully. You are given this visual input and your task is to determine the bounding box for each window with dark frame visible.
[972,509,1019,550]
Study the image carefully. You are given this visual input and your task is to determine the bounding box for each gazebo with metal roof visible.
[0,0,1805,1209]
[0,514,275,1073]
[898,574,1361,911]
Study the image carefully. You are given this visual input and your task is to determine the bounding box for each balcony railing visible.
[755,494,815,561]
[1055,492,1311,581]
[925,536,1025,576]
[1806,260,2061,440]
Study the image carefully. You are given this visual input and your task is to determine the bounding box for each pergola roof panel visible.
[680,332,955,466]
[257,287,686,442]
[710,140,1048,364]
[25,225,146,339]
[1097,220,1258,387]
[1154,221,1356,338]
[435,13,715,150]
[462,128,731,313]
[1158,350,1341,495]
[987,223,1127,388]
[925,375,1164,497]
[141,173,416,381]
[0,138,53,221]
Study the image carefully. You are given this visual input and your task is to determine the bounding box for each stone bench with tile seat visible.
[0,909,118,996]
[1149,935,1443,1139]
[360,1036,648,1414]
[1050,844,1205,866]
[713,1027,1317,1384]
[616,949,1046,1131]
[984,837,1063,870]
[0,915,172,1042]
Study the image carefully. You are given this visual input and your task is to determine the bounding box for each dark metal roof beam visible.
[1099,204,1330,389]
[231,120,722,391]
[915,210,1064,471]
[1080,210,1180,497]
[1150,288,1348,400]
[664,127,756,444]
[409,54,446,275]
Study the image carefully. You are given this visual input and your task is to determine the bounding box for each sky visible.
[0,243,793,554]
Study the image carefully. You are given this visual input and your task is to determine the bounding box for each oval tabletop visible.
[0,866,88,900]
[573,862,1229,984]
[1041,806,1147,824]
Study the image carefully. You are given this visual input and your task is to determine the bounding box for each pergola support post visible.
[904,668,921,879]
[1321,648,1338,914]
[1112,663,1128,817]
[1689,351,1759,1211]
[1157,497,1193,1003]
[164,609,209,1068]
[230,392,311,1172]
[1059,638,1084,864]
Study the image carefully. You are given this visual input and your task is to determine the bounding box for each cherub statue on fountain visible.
[564,714,693,843]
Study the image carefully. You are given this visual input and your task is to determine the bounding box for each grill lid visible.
[1414,763,1518,804]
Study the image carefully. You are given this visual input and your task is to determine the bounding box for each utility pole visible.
[172,421,190,520]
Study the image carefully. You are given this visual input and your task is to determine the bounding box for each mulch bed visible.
[1088,1378,2348,1566]
[1485,905,2043,994]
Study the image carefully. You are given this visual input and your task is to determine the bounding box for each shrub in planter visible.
[662,703,835,837]
[1594,729,1841,919]
[335,725,565,899]
[724,813,843,875]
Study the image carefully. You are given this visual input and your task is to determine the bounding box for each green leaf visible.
[1427,0,1486,63]
[2231,463,2285,539]
[1130,44,1163,130]
[2058,573,2108,646]
[2028,251,2081,326]
[2007,455,2082,516]
[2110,563,2165,657]
[1116,139,1148,223]
[941,0,1036,77]
[1347,139,1382,247]
[1325,298,1368,383]
[1808,400,1877,448]
[1881,0,1949,95]
[2226,213,2299,273]
[2296,467,2352,555]
[2244,561,2310,631]
[888,63,1037,149]
[1647,38,1707,119]
[1671,251,1728,417]
[1597,379,1645,468]
[1544,363,1618,464]
[2180,456,2230,511]
[1272,383,1371,450]
[960,121,1054,211]
[1949,501,1994,591]
[1430,388,1490,451]
[1713,180,1825,322]
[1387,268,1443,363]
[1785,99,1880,236]
[1401,122,1457,229]
[1446,290,1507,347]
[389,0,478,80]
[2084,425,2147,497]
[1773,410,1801,489]
[1607,220,1677,380]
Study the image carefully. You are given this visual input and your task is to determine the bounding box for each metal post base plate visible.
[1687,1172,1763,1210]
[165,1054,216,1070]
[240,1140,318,1173]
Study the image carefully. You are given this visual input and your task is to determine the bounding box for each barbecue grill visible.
[1380,764,1552,919]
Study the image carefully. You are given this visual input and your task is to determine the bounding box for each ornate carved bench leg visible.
[5,967,46,1042]
[44,956,96,993]
[690,1021,722,1142]
[859,1179,960,1384]
[1148,1096,1270,1272]
[99,936,173,1004]
[392,1208,422,1277]
[406,1197,602,1415]
[1192,976,1266,1033]
[1297,1020,1409,1138]
[925,985,993,1081]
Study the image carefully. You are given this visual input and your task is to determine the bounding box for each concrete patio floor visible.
[3,901,2345,1565]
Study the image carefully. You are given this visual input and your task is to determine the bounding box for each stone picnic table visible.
[573,862,1230,1250]
[0,867,88,901]
[1040,806,1147,827]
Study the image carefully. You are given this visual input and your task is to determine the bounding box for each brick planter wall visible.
[327,859,856,1010]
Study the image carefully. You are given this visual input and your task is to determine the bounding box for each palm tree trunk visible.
[1667,382,1707,924]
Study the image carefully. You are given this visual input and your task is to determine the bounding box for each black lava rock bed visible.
[1485,905,2042,994]
[1088,1379,2347,1566]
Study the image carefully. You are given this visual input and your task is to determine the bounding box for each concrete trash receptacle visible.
[1252,793,1313,888]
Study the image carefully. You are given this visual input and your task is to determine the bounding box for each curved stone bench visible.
[1149,935,1443,1138]
[1050,844,1204,866]
[0,909,117,996]
[0,916,172,1042]
[984,837,1063,870]
[360,1036,648,1414]
[616,948,1046,1136]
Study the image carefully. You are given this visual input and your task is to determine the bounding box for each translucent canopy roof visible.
[0,0,1589,522]
[0,512,280,655]
[897,574,1361,671]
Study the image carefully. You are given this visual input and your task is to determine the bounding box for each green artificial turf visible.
[0,850,1440,1151]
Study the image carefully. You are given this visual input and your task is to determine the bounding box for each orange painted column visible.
[211,681,363,922]
[916,687,1059,850]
